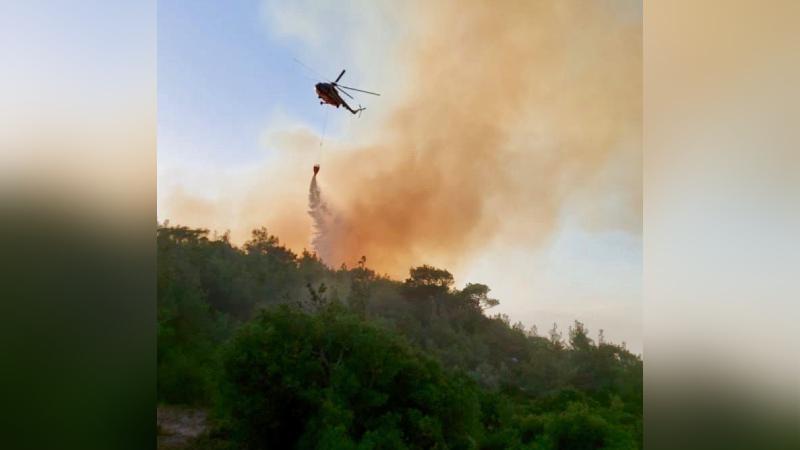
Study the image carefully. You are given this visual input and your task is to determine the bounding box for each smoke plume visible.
[161,0,641,279]
[302,1,640,276]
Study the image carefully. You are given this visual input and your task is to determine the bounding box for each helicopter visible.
[315,69,380,115]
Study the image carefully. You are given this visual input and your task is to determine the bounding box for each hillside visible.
[157,224,642,449]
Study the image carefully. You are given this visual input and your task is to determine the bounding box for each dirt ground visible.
[157,405,208,449]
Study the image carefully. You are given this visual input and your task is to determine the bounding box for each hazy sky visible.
[157,0,642,353]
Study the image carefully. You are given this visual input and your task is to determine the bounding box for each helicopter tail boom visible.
[340,99,365,116]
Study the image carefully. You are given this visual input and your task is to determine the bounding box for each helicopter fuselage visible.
[315,83,344,107]
[315,82,363,114]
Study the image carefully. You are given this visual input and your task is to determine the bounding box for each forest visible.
[157,224,642,449]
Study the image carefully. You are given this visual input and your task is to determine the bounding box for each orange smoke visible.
[162,0,641,279]
[303,1,640,276]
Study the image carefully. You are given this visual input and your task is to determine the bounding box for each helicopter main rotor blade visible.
[335,86,354,99]
[291,57,330,82]
[337,85,381,96]
[335,69,346,83]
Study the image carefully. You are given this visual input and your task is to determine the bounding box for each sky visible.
[157,0,642,353]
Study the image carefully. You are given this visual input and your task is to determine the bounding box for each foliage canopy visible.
[157,224,642,449]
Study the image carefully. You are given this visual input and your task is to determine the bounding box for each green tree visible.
[459,283,500,312]
[218,305,483,449]
[156,223,643,449]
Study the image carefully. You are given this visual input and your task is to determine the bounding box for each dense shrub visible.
[219,304,482,449]
[157,224,642,449]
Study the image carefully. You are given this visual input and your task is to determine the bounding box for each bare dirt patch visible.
[157,405,208,449]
